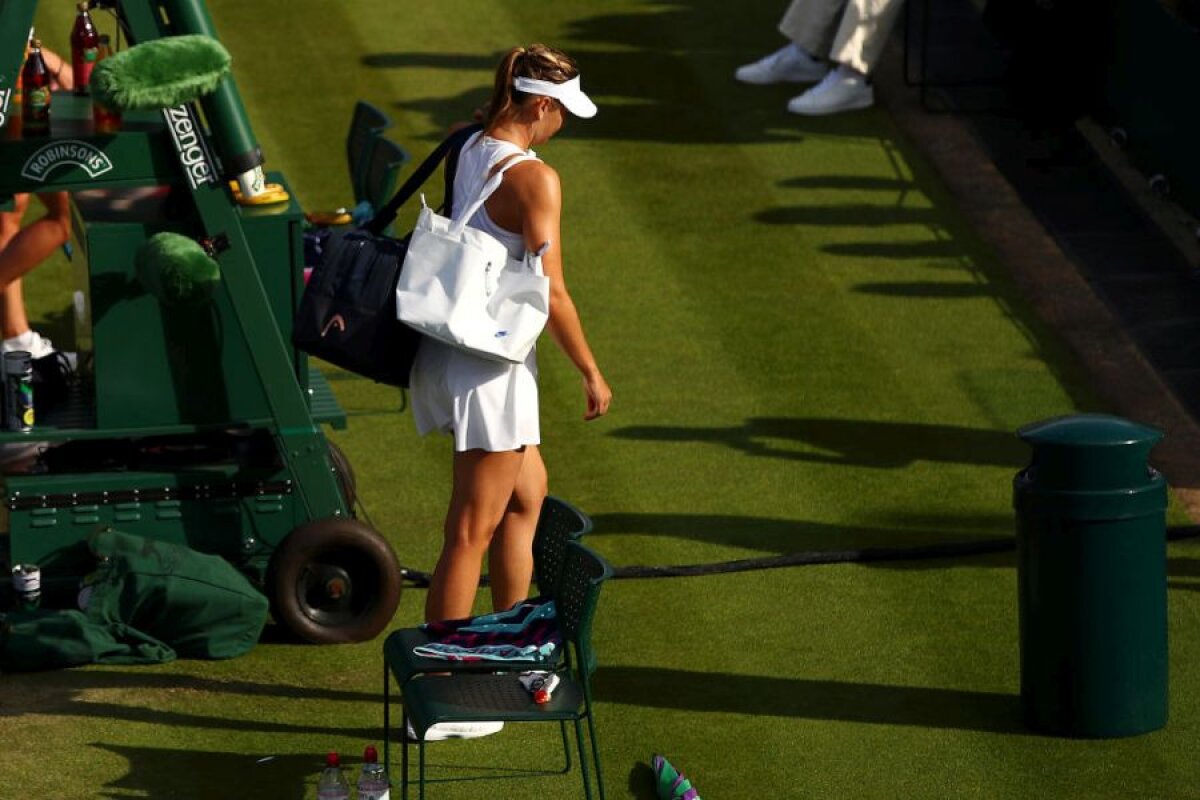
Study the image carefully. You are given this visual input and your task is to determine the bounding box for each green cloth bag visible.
[86,528,269,660]
[0,609,175,671]
[1,529,268,671]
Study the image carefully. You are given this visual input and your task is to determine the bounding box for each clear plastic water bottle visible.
[316,752,349,800]
[357,745,390,800]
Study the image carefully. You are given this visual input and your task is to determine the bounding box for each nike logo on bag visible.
[321,315,347,337]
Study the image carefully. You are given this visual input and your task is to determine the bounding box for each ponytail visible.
[483,44,579,129]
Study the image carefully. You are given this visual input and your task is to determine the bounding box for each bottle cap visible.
[31,38,42,49]
[77,2,88,11]
[363,745,378,763]
[326,752,340,768]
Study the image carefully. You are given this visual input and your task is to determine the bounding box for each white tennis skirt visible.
[409,338,540,453]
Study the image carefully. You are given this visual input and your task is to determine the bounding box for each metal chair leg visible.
[419,740,427,800]
[401,710,410,800]
[573,718,594,800]
[558,720,572,773]
[585,711,605,800]
[383,663,391,775]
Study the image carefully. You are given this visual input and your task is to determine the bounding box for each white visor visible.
[513,75,597,119]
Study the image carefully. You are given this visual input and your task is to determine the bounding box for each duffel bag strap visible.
[363,122,484,236]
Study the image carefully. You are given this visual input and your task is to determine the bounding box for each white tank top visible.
[452,133,538,261]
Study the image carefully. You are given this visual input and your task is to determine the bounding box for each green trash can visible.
[1013,413,1168,738]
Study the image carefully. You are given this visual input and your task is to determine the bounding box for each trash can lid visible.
[1017,414,1163,491]
[1018,414,1162,448]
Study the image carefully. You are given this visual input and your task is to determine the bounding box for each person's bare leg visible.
[0,195,31,340]
[0,192,70,290]
[488,445,547,611]
[425,447,526,623]
[0,194,30,249]
[1,280,29,339]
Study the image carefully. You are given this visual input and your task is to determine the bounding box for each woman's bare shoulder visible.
[507,160,560,203]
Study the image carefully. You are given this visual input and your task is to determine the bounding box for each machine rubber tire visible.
[268,518,401,644]
[326,439,357,509]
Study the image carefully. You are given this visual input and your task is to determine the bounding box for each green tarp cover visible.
[1,529,268,671]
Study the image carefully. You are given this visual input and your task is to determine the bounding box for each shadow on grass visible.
[1169,557,1200,590]
[97,740,582,799]
[822,239,967,261]
[0,668,377,740]
[852,281,993,299]
[778,175,917,192]
[594,513,1200,577]
[594,666,1026,735]
[94,744,313,800]
[628,760,658,800]
[610,417,1029,468]
[593,511,1011,555]
[755,205,943,227]
[1168,557,1200,578]
[4,696,377,738]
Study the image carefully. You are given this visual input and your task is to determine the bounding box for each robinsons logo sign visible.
[20,139,114,182]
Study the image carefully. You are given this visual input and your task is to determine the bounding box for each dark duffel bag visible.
[293,228,418,386]
[293,123,481,387]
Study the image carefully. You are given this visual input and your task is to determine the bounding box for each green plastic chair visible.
[531,495,594,597]
[346,100,393,204]
[381,496,590,691]
[363,136,411,215]
[393,540,612,800]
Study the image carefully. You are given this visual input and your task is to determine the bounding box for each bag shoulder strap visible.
[363,122,484,235]
[450,153,540,233]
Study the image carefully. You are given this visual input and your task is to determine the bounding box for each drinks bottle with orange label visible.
[21,38,51,136]
[70,2,100,94]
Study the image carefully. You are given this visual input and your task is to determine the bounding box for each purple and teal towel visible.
[654,754,702,800]
[414,597,559,663]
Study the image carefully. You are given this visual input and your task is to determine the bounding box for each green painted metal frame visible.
[0,0,349,530]
[0,1,34,135]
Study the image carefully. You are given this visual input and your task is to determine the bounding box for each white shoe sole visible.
[735,65,827,85]
[406,720,505,742]
[787,92,874,116]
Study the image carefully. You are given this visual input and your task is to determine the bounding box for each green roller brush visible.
[136,232,221,307]
[91,34,231,111]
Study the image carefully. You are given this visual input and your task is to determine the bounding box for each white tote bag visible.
[396,155,550,363]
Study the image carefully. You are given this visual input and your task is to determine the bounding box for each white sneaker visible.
[2,330,77,370]
[405,719,504,742]
[735,43,827,85]
[787,65,874,115]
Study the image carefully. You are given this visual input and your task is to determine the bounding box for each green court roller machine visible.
[0,0,402,643]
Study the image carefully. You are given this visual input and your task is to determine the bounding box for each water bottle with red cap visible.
[357,745,390,800]
[316,752,349,800]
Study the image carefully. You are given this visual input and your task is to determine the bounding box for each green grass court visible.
[4,1,1200,797]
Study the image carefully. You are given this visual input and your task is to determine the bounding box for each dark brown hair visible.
[484,44,579,128]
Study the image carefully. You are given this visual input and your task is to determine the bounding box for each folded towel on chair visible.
[414,597,560,662]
